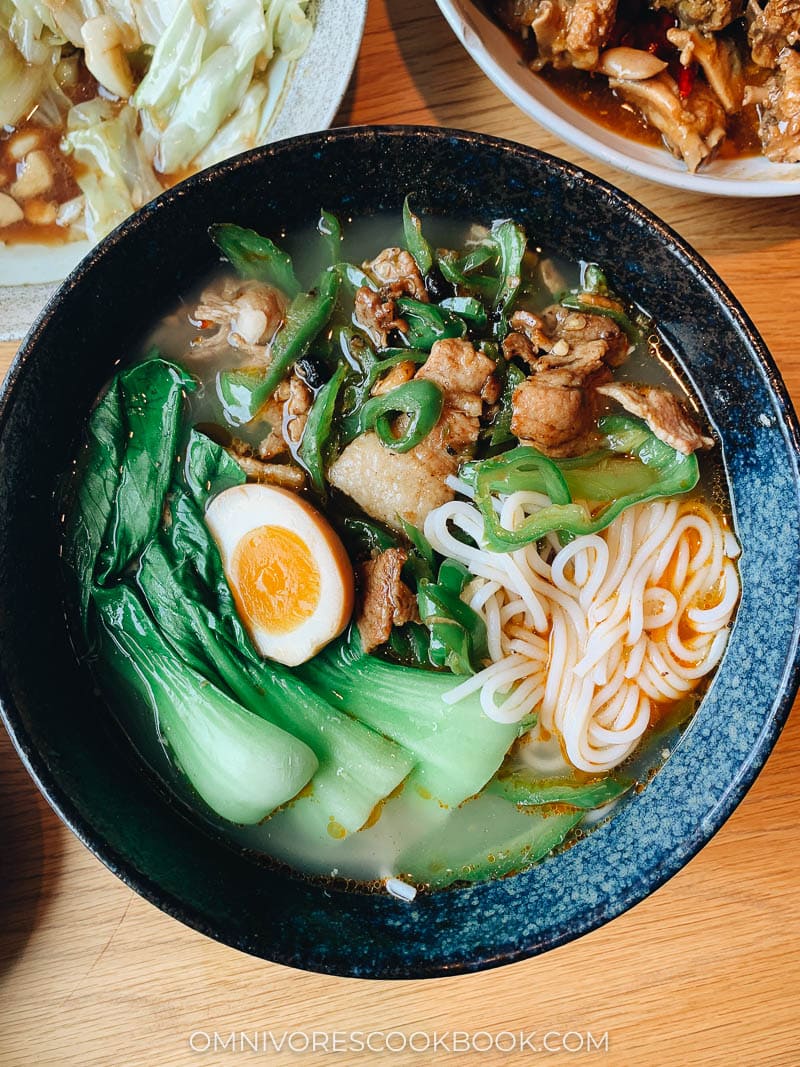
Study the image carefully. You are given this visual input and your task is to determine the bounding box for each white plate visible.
[0,0,367,342]
[436,0,800,199]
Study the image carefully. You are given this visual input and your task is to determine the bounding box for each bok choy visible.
[94,584,318,824]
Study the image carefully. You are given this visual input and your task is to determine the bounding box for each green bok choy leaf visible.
[93,584,318,825]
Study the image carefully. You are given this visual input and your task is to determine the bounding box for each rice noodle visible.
[424,496,740,774]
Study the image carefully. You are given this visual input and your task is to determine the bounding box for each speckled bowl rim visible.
[1,126,799,979]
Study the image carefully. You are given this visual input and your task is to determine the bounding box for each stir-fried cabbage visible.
[0,0,312,242]
[62,100,163,239]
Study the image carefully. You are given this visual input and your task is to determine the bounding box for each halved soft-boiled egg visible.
[205,483,354,667]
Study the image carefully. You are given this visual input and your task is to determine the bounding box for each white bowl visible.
[436,0,800,198]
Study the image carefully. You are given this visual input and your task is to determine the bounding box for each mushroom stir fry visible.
[489,0,800,169]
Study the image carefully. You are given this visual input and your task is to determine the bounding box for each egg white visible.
[205,483,354,666]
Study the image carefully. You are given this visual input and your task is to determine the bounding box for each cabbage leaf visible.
[62,99,163,240]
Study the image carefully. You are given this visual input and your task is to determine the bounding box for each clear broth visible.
[84,211,734,891]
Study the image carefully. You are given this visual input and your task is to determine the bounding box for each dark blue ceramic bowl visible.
[1,128,799,978]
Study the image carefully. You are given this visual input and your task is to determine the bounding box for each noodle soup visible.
[63,204,740,894]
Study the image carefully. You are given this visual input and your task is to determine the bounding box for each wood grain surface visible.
[1,2,799,1064]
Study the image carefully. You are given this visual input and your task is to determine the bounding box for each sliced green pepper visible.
[460,242,497,274]
[395,296,466,350]
[342,379,444,453]
[491,219,526,340]
[417,559,488,675]
[337,262,376,294]
[437,250,497,297]
[490,361,526,446]
[399,516,435,566]
[298,363,348,494]
[402,195,433,276]
[342,516,398,556]
[217,267,340,425]
[397,517,435,586]
[318,209,342,265]
[460,415,700,553]
[439,295,488,328]
[388,622,430,667]
[209,223,300,298]
[341,343,428,416]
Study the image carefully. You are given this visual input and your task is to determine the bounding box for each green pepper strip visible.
[460,243,497,274]
[460,415,699,553]
[398,516,435,585]
[341,338,428,416]
[417,561,488,675]
[318,209,342,265]
[491,219,526,339]
[395,296,466,350]
[581,262,608,294]
[298,363,347,494]
[337,262,376,294]
[436,251,497,297]
[388,622,430,666]
[217,267,340,426]
[402,195,433,276]
[490,361,526,447]
[341,379,444,453]
[209,223,300,298]
[559,295,640,342]
[439,295,488,328]
[399,516,435,565]
[343,516,398,555]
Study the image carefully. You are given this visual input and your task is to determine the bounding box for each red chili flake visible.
[677,63,697,99]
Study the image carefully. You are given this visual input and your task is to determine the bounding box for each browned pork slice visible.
[609,73,726,171]
[282,373,313,446]
[191,279,286,359]
[653,0,743,31]
[541,303,631,366]
[365,247,428,301]
[510,342,612,457]
[357,548,420,653]
[244,373,312,462]
[415,336,500,406]
[353,285,408,348]
[502,304,630,368]
[527,0,618,70]
[328,433,456,530]
[667,27,745,112]
[224,446,306,490]
[752,48,800,162]
[595,382,714,454]
[329,339,498,529]
[747,0,800,67]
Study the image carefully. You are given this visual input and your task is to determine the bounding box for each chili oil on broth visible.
[89,211,737,891]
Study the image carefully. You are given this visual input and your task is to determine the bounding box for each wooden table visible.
[2,3,799,1064]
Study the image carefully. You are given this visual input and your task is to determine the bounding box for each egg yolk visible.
[231,524,321,635]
